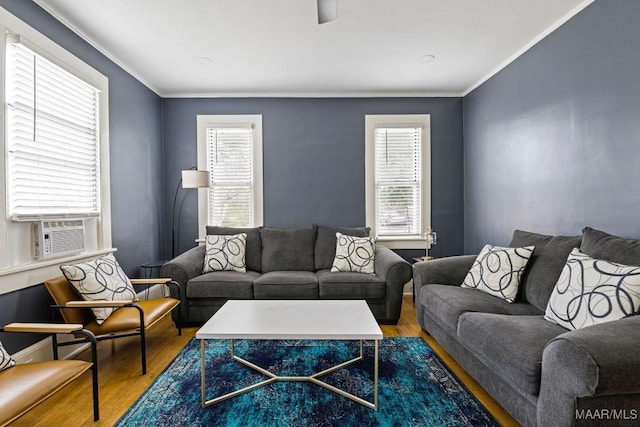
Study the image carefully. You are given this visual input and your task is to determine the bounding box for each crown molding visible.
[163,91,463,98]
[34,0,162,96]
[36,0,593,100]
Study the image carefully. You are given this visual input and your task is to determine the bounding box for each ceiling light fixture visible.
[418,54,436,64]
[317,0,337,24]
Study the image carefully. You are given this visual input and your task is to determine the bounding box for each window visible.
[6,37,100,219]
[0,7,111,293]
[365,115,431,249]
[197,115,263,235]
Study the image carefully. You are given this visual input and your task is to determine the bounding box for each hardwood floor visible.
[14,296,519,426]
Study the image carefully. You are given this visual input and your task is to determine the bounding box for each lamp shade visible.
[181,170,210,188]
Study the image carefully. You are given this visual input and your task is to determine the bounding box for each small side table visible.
[141,260,167,279]
[411,256,435,302]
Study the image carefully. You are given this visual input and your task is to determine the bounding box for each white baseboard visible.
[13,334,88,364]
[403,279,414,295]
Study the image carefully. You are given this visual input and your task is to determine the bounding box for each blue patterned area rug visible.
[116,337,497,426]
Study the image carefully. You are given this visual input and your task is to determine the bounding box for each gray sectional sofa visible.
[413,227,640,427]
[161,225,412,325]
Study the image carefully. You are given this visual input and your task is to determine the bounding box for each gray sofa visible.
[161,225,412,325]
[413,227,640,427]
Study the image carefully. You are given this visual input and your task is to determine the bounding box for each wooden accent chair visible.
[44,277,181,375]
[0,323,99,425]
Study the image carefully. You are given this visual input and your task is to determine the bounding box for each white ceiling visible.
[35,0,593,97]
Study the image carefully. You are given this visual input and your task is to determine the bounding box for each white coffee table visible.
[196,300,383,410]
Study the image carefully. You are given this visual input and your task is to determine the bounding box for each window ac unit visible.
[33,220,85,259]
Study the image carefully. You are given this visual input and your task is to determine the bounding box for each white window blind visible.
[374,126,422,237]
[6,40,100,219]
[206,127,254,227]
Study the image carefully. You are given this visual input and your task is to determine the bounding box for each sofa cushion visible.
[207,226,262,273]
[580,227,640,266]
[457,313,567,395]
[420,284,543,336]
[260,227,316,272]
[317,270,385,299]
[545,248,640,330]
[254,271,319,298]
[314,225,371,270]
[509,230,582,311]
[202,233,247,273]
[186,271,258,299]
[461,245,534,302]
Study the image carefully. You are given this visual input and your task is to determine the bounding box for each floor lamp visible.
[172,169,210,258]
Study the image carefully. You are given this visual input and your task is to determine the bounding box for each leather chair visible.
[45,276,181,375]
[0,323,98,425]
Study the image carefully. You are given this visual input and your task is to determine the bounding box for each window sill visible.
[0,248,116,296]
[375,238,428,250]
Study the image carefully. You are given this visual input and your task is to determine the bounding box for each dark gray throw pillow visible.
[580,227,640,266]
[260,227,316,272]
[206,226,262,272]
[314,224,371,270]
[509,230,581,311]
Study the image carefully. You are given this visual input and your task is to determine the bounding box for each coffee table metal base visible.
[200,339,379,410]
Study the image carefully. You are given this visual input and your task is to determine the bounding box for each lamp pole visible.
[171,168,210,259]
[171,176,184,259]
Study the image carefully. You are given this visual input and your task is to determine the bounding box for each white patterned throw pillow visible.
[61,254,137,325]
[0,340,15,372]
[545,248,640,330]
[461,244,534,302]
[331,232,376,274]
[203,233,247,273]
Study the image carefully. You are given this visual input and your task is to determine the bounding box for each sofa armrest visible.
[374,245,411,284]
[373,245,412,323]
[413,255,475,323]
[160,245,206,287]
[538,315,640,426]
[412,255,475,294]
[160,245,206,326]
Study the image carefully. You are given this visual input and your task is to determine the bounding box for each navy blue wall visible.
[463,0,640,251]
[0,0,162,352]
[162,97,464,261]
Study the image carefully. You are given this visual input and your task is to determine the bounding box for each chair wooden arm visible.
[0,322,100,422]
[2,323,84,334]
[129,278,173,285]
[64,300,134,308]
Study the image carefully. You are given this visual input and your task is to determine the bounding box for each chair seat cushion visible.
[420,284,542,336]
[0,360,91,426]
[187,271,258,299]
[254,271,319,299]
[317,270,385,299]
[457,313,568,395]
[85,297,180,335]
